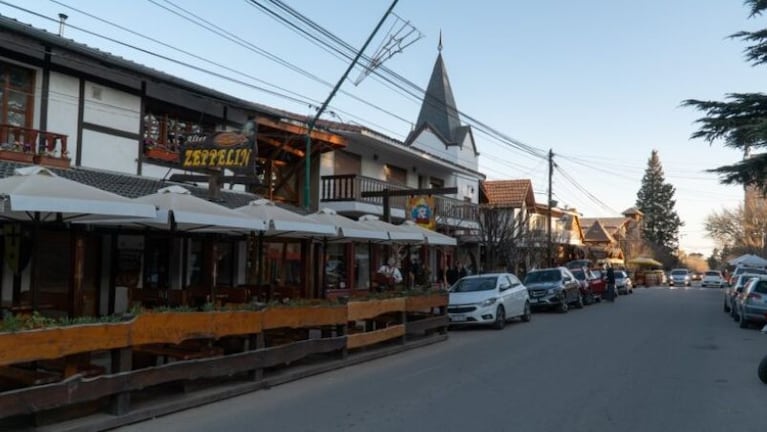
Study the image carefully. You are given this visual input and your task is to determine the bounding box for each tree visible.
[635,150,684,257]
[704,199,767,256]
[683,1,767,191]
[475,204,533,273]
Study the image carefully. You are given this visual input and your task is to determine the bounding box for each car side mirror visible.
[499,284,510,291]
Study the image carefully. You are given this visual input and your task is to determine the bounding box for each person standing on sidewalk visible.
[605,264,617,302]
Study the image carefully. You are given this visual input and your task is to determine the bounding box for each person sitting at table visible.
[376,257,403,291]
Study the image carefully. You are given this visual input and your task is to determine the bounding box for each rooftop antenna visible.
[352,12,423,86]
[58,13,68,37]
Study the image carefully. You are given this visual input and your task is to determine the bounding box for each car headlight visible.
[479,297,498,307]
[547,288,558,294]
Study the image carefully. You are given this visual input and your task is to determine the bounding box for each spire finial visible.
[438,30,443,52]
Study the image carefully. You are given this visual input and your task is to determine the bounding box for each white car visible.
[448,273,531,329]
[701,270,726,288]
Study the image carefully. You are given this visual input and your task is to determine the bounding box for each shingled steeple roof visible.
[413,51,462,144]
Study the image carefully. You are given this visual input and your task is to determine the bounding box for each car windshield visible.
[740,268,767,275]
[615,271,627,278]
[524,270,561,284]
[705,271,720,277]
[571,270,586,280]
[451,276,498,293]
[752,280,767,295]
[671,270,688,276]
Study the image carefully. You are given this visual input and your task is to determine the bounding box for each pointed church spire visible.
[413,34,461,144]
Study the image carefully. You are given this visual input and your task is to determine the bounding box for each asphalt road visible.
[117,286,767,432]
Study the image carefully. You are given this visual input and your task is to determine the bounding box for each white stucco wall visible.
[80,129,138,174]
[410,129,456,165]
[47,72,79,155]
[83,82,141,134]
[459,132,478,171]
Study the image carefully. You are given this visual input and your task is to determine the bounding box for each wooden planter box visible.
[347,297,406,321]
[405,293,448,312]
[34,155,71,169]
[0,149,34,164]
[132,311,263,345]
[262,306,346,330]
[0,321,132,367]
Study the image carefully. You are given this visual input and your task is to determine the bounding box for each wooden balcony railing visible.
[0,124,69,168]
[320,174,479,224]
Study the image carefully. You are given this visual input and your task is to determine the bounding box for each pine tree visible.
[683,1,767,190]
[636,150,683,255]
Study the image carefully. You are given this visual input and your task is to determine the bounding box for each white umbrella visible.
[0,166,156,222]
[305,208,388,241]
[728,254,767,268]
[358,215,425,243]
[82,185,266,233]
[235,199,335,237]
[401,221,456,246]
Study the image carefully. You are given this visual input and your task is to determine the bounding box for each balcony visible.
[0,124,70,169]
[320,174,478,227]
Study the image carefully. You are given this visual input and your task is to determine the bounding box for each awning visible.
[357,215,425,243]
[304,208,388,241]
[236,199,336,237]
[401,221,456,246]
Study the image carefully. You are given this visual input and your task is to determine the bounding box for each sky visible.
[0,0,761,256]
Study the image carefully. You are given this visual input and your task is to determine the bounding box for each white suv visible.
[701,271,725,288]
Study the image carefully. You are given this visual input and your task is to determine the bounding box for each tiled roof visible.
[482,179,535,207]
[581,217,629,232]
[584,220,615,243]
[0,161,260,210]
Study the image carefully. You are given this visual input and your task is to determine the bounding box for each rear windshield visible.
[524,270,561,284]
[571,270,586,280]
[615,271,627,278]
[753,280,767,295]
[451,276,498,293]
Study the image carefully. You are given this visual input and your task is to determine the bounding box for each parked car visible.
[615,270,633,295]
[523,267,582,313]
[447,273,531,329]
[589,270,607,300]
[701,270,725,288]
[669,268,691,287]
[729,266,767,286]
[569,267,597,304]
[724,274,756,314]
[733,275,767,329]
[565,259,592,271]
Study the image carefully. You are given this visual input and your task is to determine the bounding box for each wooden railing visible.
[320,174,479,224]
[0,123,69,166]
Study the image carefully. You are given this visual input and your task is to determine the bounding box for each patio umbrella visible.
[235,199,335,237]
[728,254,767,268]
[304,208,388,242]
[0,166,156,222]
[357,215,425,244]
[628,257,663,267]
[400,221,457,246]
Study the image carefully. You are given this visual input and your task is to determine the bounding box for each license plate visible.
[450,314,467,322]
[530,298,538,304]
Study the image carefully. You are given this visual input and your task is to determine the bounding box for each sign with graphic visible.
[180,131,255,170]
[408,195,436,230]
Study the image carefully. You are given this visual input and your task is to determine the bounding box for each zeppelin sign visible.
[181,130,256,170]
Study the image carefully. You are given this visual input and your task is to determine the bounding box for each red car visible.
[586,269,607,301]
[570,268,603,304]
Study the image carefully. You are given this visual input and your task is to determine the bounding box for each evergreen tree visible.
[683,1,767,191]
[636,150,683,255]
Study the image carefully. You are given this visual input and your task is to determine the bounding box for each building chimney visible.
[58,13,68,37]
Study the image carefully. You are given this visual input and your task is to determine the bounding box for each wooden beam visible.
[260,136,304,157]
[168,174,262,185]
[256,117,346,147]
[361,187,458,198]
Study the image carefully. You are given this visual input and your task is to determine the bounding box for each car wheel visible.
[733,309,740,322]
[739,315,750,328]
[521,302,532,322]
[492,305,506,330]
[585,292,595,305]
[724,300,730,313]
[759,356,767,384]
[558,299,569,313]
[574,294,584,309]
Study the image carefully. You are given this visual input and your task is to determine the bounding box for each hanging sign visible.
[408,195,436,230]
[181,132,254,169]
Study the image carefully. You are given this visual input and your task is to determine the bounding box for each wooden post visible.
[246,333,265,381]
[108,348,132,415]
[337,324,348,360]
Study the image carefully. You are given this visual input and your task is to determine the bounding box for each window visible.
[0,62,35,142]
[214,241,235,287]
[355,243,370,290]
[384,164,407,186]
[325,243,347,290]
[143,111,213,153]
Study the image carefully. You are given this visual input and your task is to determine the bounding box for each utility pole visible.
[547,149,554,266]
[303,0,400,210]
